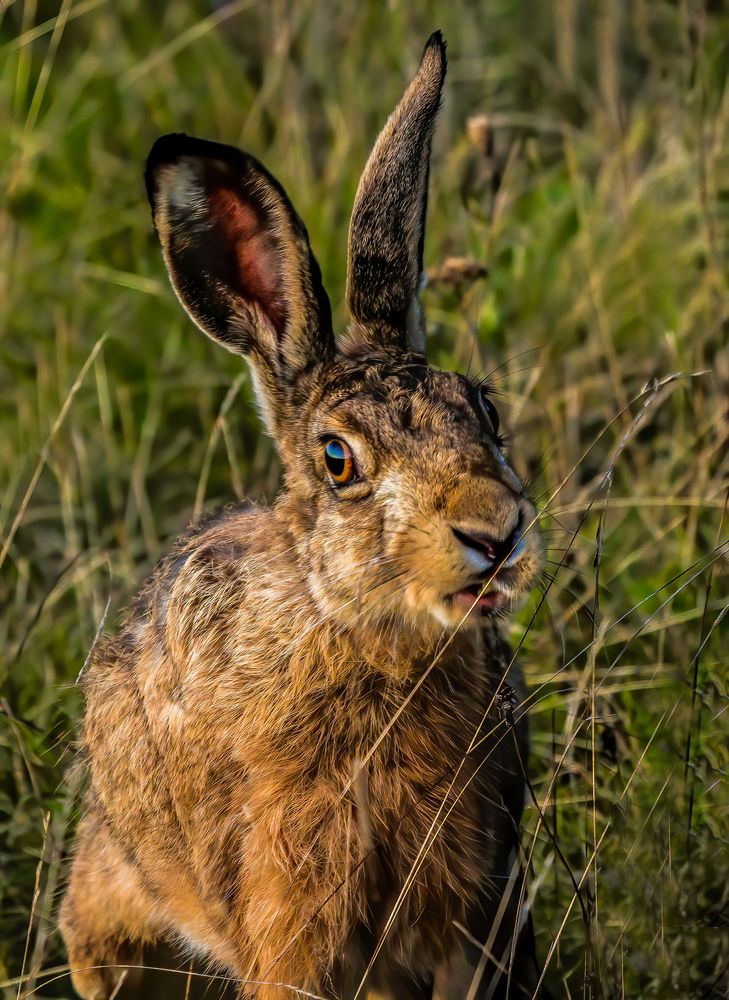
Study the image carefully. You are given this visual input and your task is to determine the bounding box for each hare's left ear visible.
[345,31,446,355]
[145,134,334,433]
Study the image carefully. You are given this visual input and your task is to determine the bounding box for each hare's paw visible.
[59,915,136,1000]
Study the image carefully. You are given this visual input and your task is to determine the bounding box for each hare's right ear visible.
[145,134,334,430]
[346,32,446,356]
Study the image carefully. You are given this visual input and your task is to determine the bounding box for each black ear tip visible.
[144,132,252,212]
[145,133,193,209]
[423,29,447,66]
[147,132,193,168]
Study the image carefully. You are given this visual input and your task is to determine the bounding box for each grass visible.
[1,1,728,997]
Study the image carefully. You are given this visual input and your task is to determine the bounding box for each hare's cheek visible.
[305,519,372,621]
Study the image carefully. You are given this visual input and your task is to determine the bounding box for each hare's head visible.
[146,33,542,633]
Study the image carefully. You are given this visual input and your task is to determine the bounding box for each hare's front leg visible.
[60,811,165,999]
[243,882,435,1000]
[241,878,321,999]
[237,848,361,1000]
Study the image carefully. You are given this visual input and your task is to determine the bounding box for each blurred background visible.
[1,1,727,997]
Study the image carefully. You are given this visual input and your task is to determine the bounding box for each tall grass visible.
[1,2,727,997]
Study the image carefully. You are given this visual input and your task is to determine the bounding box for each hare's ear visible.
[146,134,334,426]
[345,31,446,355]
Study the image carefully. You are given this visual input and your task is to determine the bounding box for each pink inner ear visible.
[210,187,288,336]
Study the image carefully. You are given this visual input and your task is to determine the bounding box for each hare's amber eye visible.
[324,438,355,485]
[478,388,500,437]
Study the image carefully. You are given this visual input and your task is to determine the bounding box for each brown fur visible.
[60,32,544,1000]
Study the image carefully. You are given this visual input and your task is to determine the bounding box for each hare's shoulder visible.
[148,502,273,611]
[92,503,281,673]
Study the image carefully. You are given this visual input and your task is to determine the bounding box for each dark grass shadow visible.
[115,942,239,1000]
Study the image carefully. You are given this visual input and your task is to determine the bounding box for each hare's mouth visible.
[449,584,507,616]
[447,565,523,617]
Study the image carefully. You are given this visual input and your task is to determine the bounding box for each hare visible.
[60,31,545,1000]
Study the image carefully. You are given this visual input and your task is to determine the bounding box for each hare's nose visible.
[451,514,524,568]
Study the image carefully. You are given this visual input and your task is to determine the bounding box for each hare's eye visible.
[478,388,500,437]
[324,438,356,485]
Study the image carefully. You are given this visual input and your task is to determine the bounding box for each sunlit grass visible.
[1,2,727,998]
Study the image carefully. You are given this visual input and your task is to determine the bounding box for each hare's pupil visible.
[325,439,346,476]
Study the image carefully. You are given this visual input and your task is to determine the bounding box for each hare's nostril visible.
[451,514,523,567]
[451,527,496,561]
